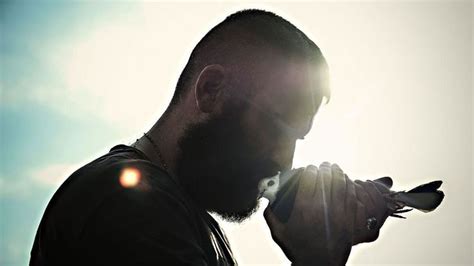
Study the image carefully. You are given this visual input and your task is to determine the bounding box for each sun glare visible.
[119,167,141,188]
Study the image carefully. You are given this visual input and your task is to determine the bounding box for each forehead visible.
[250,55,324,118]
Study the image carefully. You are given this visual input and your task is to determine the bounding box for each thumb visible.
[372,176,393,193]
[264,205,285,233]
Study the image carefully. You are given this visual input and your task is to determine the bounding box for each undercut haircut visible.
[169,9,331,109]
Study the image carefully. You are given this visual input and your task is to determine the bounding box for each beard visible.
[175,104,277,223]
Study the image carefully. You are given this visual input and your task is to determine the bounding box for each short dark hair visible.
[169,9,330,108]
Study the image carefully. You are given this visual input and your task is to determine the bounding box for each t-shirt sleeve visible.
[75,169,209,266]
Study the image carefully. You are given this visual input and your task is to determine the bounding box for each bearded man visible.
[31,9,390,266]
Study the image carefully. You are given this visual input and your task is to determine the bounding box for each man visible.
[31,9,390,265]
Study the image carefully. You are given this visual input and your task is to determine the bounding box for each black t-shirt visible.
[30,144,236,265]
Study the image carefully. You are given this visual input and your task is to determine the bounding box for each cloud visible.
[32,163,80,187]
[0,163,80,199]
[1,3,179,131]
[0,175,35,199]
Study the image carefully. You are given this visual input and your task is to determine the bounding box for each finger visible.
[354,180,379,240]
[330,164,347,230]
[264,205,285,234]
[371,177,392,194]
[352,200,367,245]
[366,180,390,223]
[318,162,333,201]
[316,161,333,241]
[344,175,357,240]
[293,164,318,210]
[354,180,377,217]
[357,181,387,229]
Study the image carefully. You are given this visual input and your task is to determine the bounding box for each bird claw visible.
[394,208,413,214]
[385,194,412,218]
[390,213,407,219]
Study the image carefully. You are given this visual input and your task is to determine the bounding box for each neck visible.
[133,110,185,179]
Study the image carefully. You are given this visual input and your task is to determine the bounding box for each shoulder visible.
[41,143,204,241]
[50,145,193,218]
[81,159,201,237]
[66,145,198,226]
[55,146,209,265]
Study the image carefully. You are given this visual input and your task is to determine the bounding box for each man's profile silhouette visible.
[30,9,390,265]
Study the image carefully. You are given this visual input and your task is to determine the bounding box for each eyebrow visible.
[239,96,311,139]
[271,112,309,139]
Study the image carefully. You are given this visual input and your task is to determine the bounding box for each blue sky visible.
[1,2,136,265]
[1,1,472,265]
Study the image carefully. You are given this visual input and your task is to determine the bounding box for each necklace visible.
[143,132,168,172]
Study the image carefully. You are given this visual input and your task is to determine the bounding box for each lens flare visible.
[119,167,141,188]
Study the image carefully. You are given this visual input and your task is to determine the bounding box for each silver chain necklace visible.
[142,132,169,172]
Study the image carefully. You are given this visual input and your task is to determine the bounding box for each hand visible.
[352,178,392,245]
[264,162,354,265]
[264,162,390,265]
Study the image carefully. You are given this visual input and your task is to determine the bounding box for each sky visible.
[0,1,472,265]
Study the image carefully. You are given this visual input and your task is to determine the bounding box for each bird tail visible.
[391,180,445,213]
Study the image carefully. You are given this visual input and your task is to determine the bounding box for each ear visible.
[194,64,227,113]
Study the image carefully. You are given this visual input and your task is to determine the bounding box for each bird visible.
[373,177,445,218]
[259,168,445,222]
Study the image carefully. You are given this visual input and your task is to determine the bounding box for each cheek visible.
[240,111,276,156]
[239,104,298,170]
[243,111,297,169]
